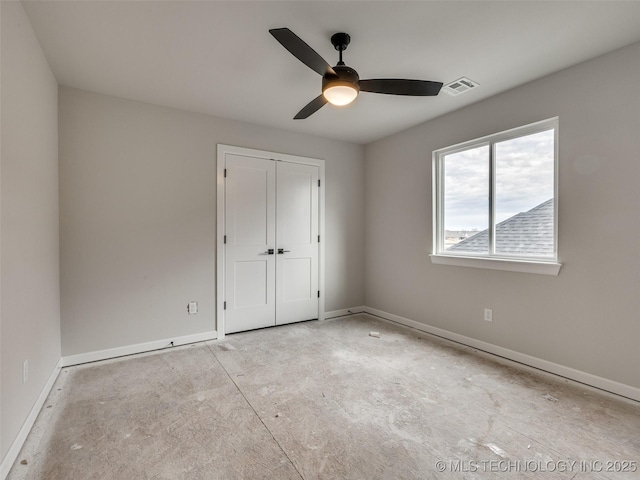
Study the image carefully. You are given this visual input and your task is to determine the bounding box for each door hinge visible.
[224,168,227,178]
[318,179,321,187]
[224,235,227,244]
[317,291,320,298]
[224,301,227,310]
[318,235,320,242]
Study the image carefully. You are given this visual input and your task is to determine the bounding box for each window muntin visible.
[434,119,558,262]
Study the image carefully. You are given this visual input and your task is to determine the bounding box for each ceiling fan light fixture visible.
[322,65,360,106]
[323,83,359,106]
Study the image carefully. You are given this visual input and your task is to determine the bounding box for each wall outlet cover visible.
[23,359,29,384]
[188,301,198,314]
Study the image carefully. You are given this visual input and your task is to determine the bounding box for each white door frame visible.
[216,144,325,338]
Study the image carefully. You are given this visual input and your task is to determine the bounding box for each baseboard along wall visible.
[0,359,63,480]
[358,306,640,403]
[324,306,365,320]
[62,331,218,367]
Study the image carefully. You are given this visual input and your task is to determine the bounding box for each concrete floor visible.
[8,314,640,479]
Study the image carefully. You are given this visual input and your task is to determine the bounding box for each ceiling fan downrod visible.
[331,32,350,66]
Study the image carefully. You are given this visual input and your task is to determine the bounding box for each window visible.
[432,118,561,275]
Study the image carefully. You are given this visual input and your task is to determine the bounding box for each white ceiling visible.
[22,1,640,144]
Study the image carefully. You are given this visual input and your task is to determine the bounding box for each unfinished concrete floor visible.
[8,314,640,479]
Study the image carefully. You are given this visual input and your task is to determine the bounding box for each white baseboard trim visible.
[363,306,640,403]
[324,306,365,320]
[62,331,218,367]
[0,358,63,480]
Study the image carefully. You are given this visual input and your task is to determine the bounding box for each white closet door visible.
[275,161,319,325]
[224,154,276,333]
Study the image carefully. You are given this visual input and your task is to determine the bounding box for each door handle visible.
[277,248,291,254]
[261,249,274,255]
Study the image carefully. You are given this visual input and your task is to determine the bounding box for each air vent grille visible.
[442,77,479,96]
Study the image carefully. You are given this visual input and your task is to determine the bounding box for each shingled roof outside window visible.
[447,199,554,257]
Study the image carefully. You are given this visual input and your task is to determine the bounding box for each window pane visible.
[443,145,489,254]
[494,129,554,257]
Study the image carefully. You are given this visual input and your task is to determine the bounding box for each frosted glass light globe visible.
[323,85,358,106]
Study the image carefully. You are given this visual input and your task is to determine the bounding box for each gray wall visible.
[0,0,61,462]
[59,87,365,356]
[365,42,640,389]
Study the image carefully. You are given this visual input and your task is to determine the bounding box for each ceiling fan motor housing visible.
[323,65,360,94]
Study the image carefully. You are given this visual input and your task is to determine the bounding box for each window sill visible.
[430,254,562,276]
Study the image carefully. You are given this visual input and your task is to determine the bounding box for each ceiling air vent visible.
[442,77,479,96]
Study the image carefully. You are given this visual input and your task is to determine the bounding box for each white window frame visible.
[431,118,562,276]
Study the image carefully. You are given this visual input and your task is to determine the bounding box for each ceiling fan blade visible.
[294,95,328,119]
[359,79,443,96]
[269,28,336,77]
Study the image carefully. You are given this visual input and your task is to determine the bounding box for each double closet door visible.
[224,153,319,334]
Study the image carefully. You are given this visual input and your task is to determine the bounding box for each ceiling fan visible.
[269,28,443,119]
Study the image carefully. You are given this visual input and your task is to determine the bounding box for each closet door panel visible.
[276,162,319,325]
[224,154,276,333]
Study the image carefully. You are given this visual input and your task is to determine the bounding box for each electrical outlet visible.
[187,301,198,315]
[23,359,29,384]
[484,308,493,322]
